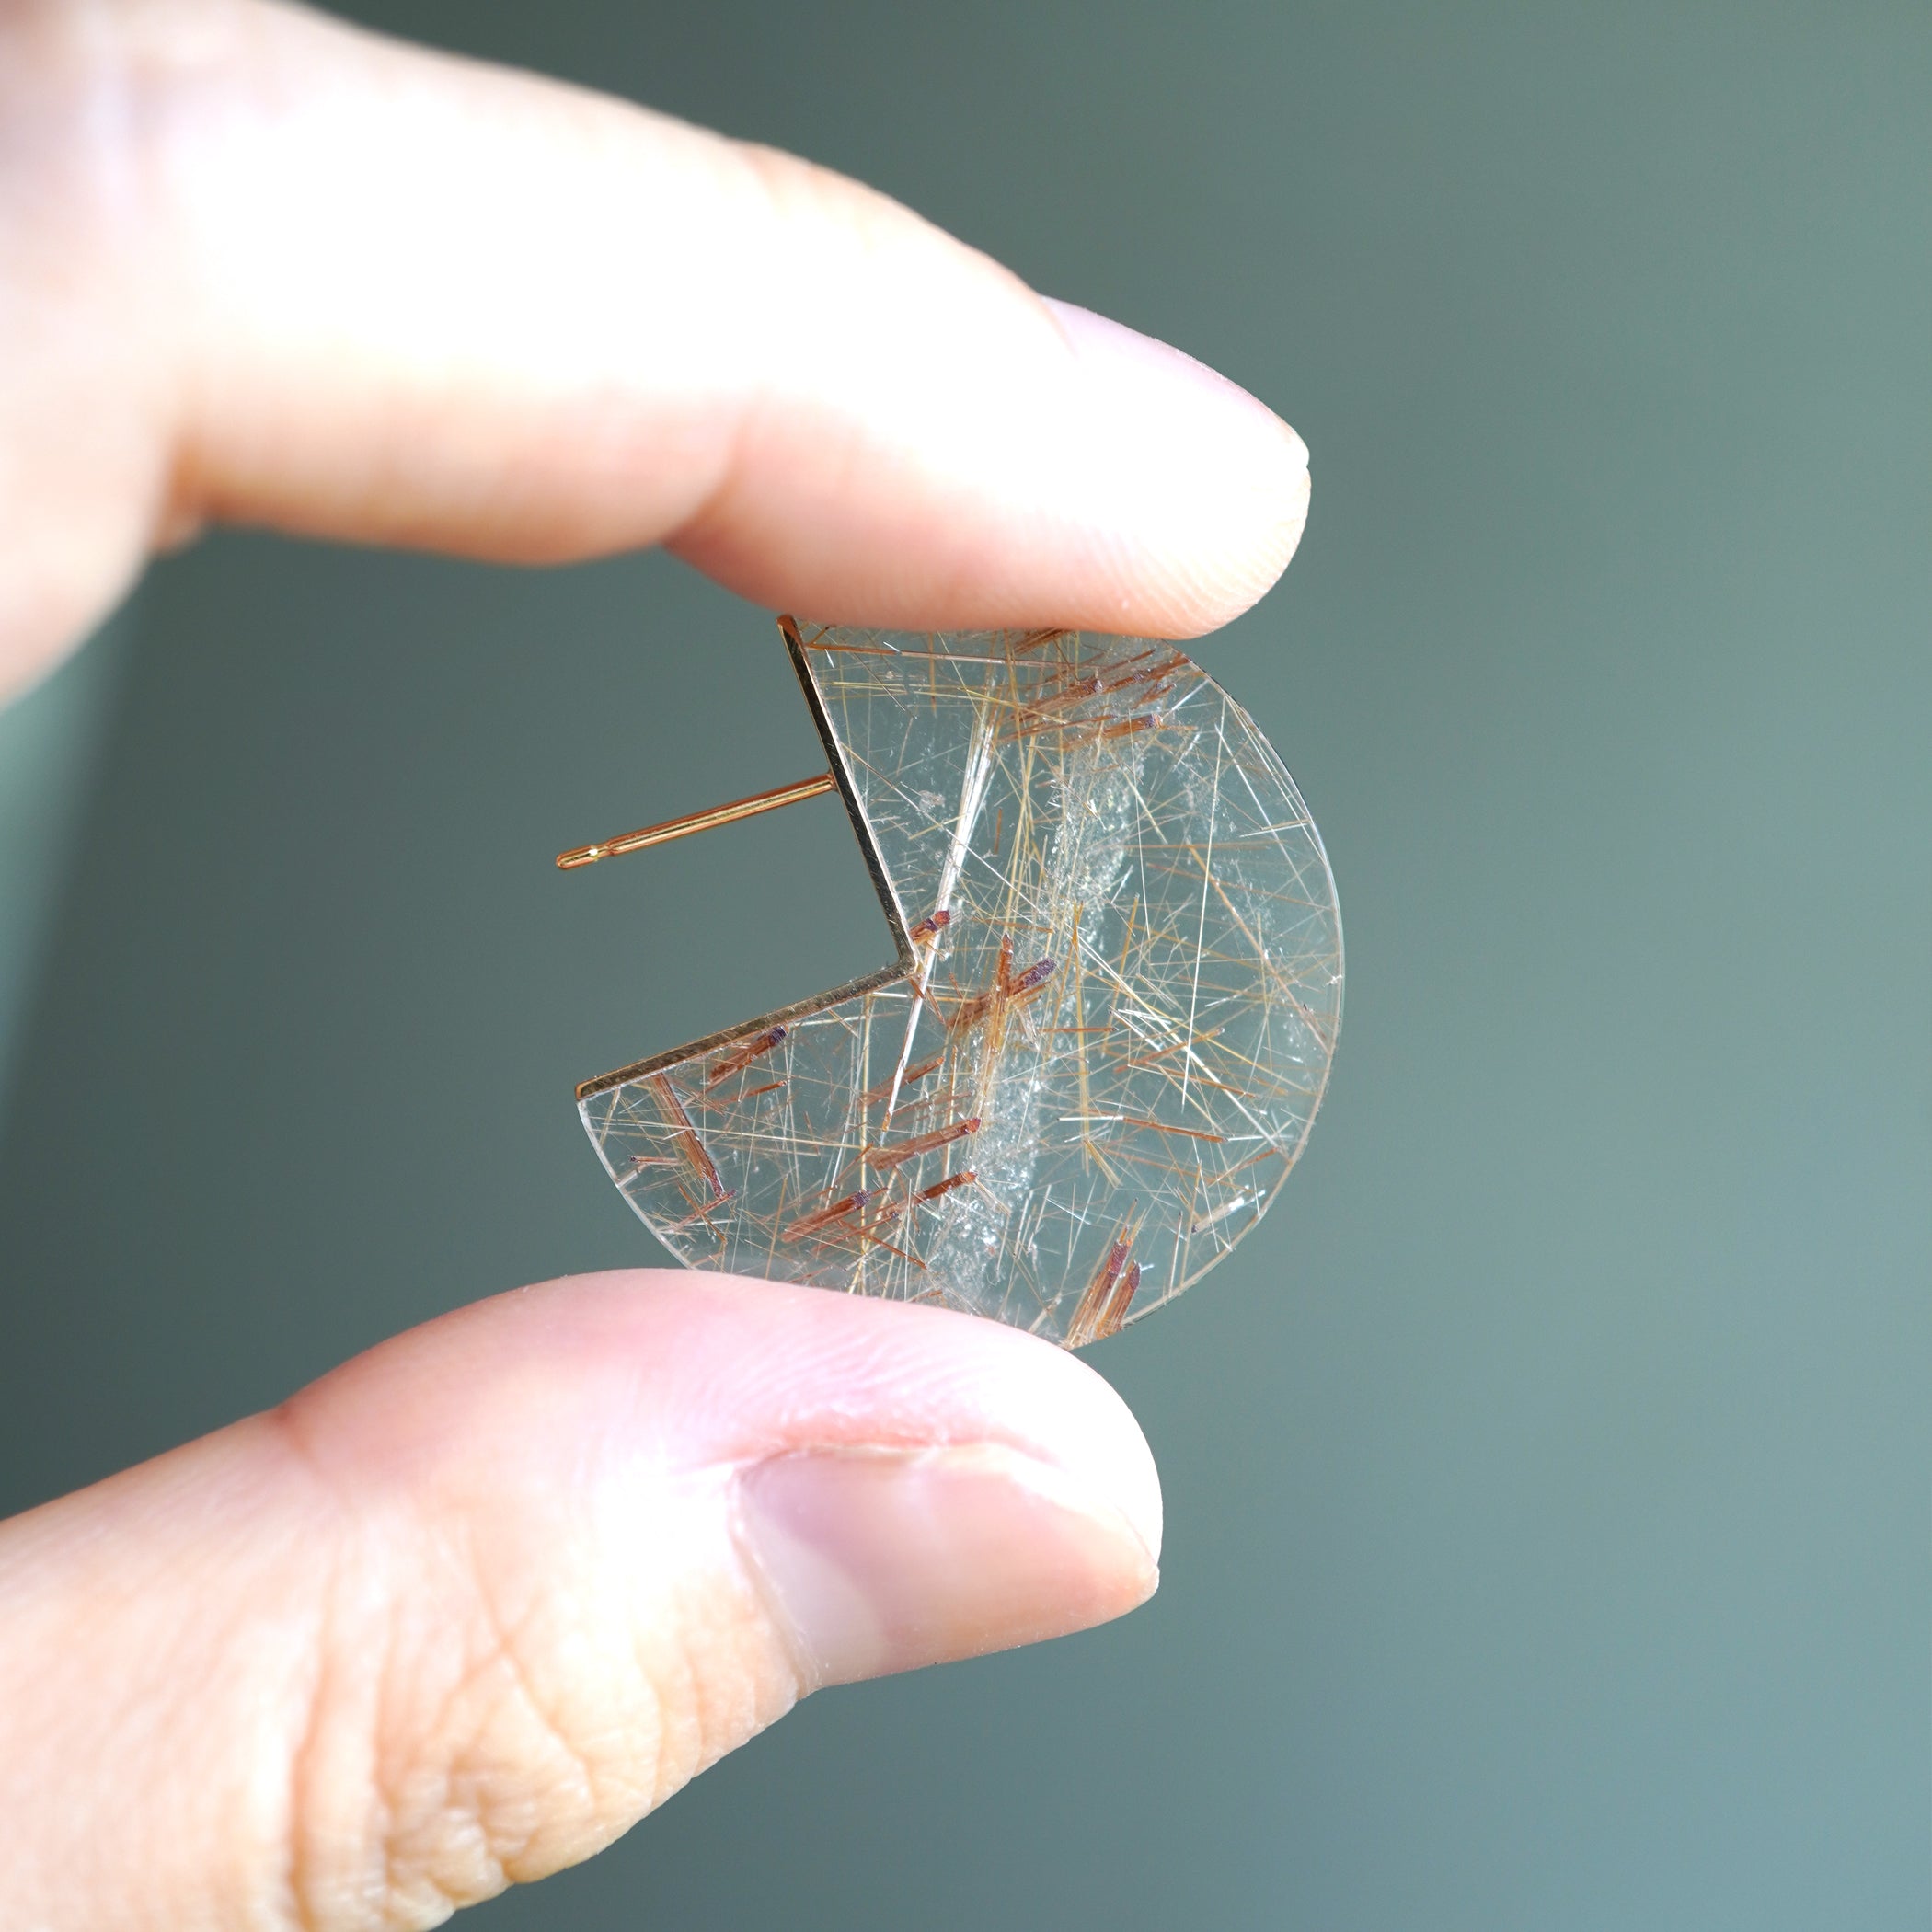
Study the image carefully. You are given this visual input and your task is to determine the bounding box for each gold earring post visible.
[556,770,837,871]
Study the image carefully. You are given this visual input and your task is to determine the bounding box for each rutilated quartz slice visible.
[580,626,1342,1346]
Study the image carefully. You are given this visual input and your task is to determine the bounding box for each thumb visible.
[0,1271,1159,1930]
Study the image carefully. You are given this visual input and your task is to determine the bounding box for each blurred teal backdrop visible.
[1,2,1926,1926]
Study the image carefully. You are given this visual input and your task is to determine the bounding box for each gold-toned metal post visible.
[556,771,837,871]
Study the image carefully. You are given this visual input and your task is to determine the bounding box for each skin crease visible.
[0,1,1309,1925]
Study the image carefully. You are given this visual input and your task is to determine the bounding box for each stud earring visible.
[559,617,1342,1347]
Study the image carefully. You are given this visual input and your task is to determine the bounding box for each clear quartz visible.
[581,627,1343,1346]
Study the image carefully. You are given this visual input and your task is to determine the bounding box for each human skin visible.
[0,2,1312,1925]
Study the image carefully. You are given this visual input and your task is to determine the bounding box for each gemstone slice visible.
[581,625,1342,1346]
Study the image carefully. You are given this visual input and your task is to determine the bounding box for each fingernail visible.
[1042,296,1310,474]
[735,1443,1160,1688]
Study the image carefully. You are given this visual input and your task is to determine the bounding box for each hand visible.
[0,2,1311,1924]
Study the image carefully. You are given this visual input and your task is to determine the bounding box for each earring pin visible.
[556,769,837,871]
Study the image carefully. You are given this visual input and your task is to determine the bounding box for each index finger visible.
[1,0,1309,698]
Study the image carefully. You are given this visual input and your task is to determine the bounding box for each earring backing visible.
[558,615,1342,1348]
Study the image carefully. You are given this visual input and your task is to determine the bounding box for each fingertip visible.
[282,1271,1165,1705]
[6,0,1316,665]
[1041,297,1312,636]
[0,1271,1167,1922]
[282,1269,1163,1570]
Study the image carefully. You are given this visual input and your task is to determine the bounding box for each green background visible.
[1,1,1926,1926]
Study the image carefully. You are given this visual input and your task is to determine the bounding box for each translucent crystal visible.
[580,626,1342,1345]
